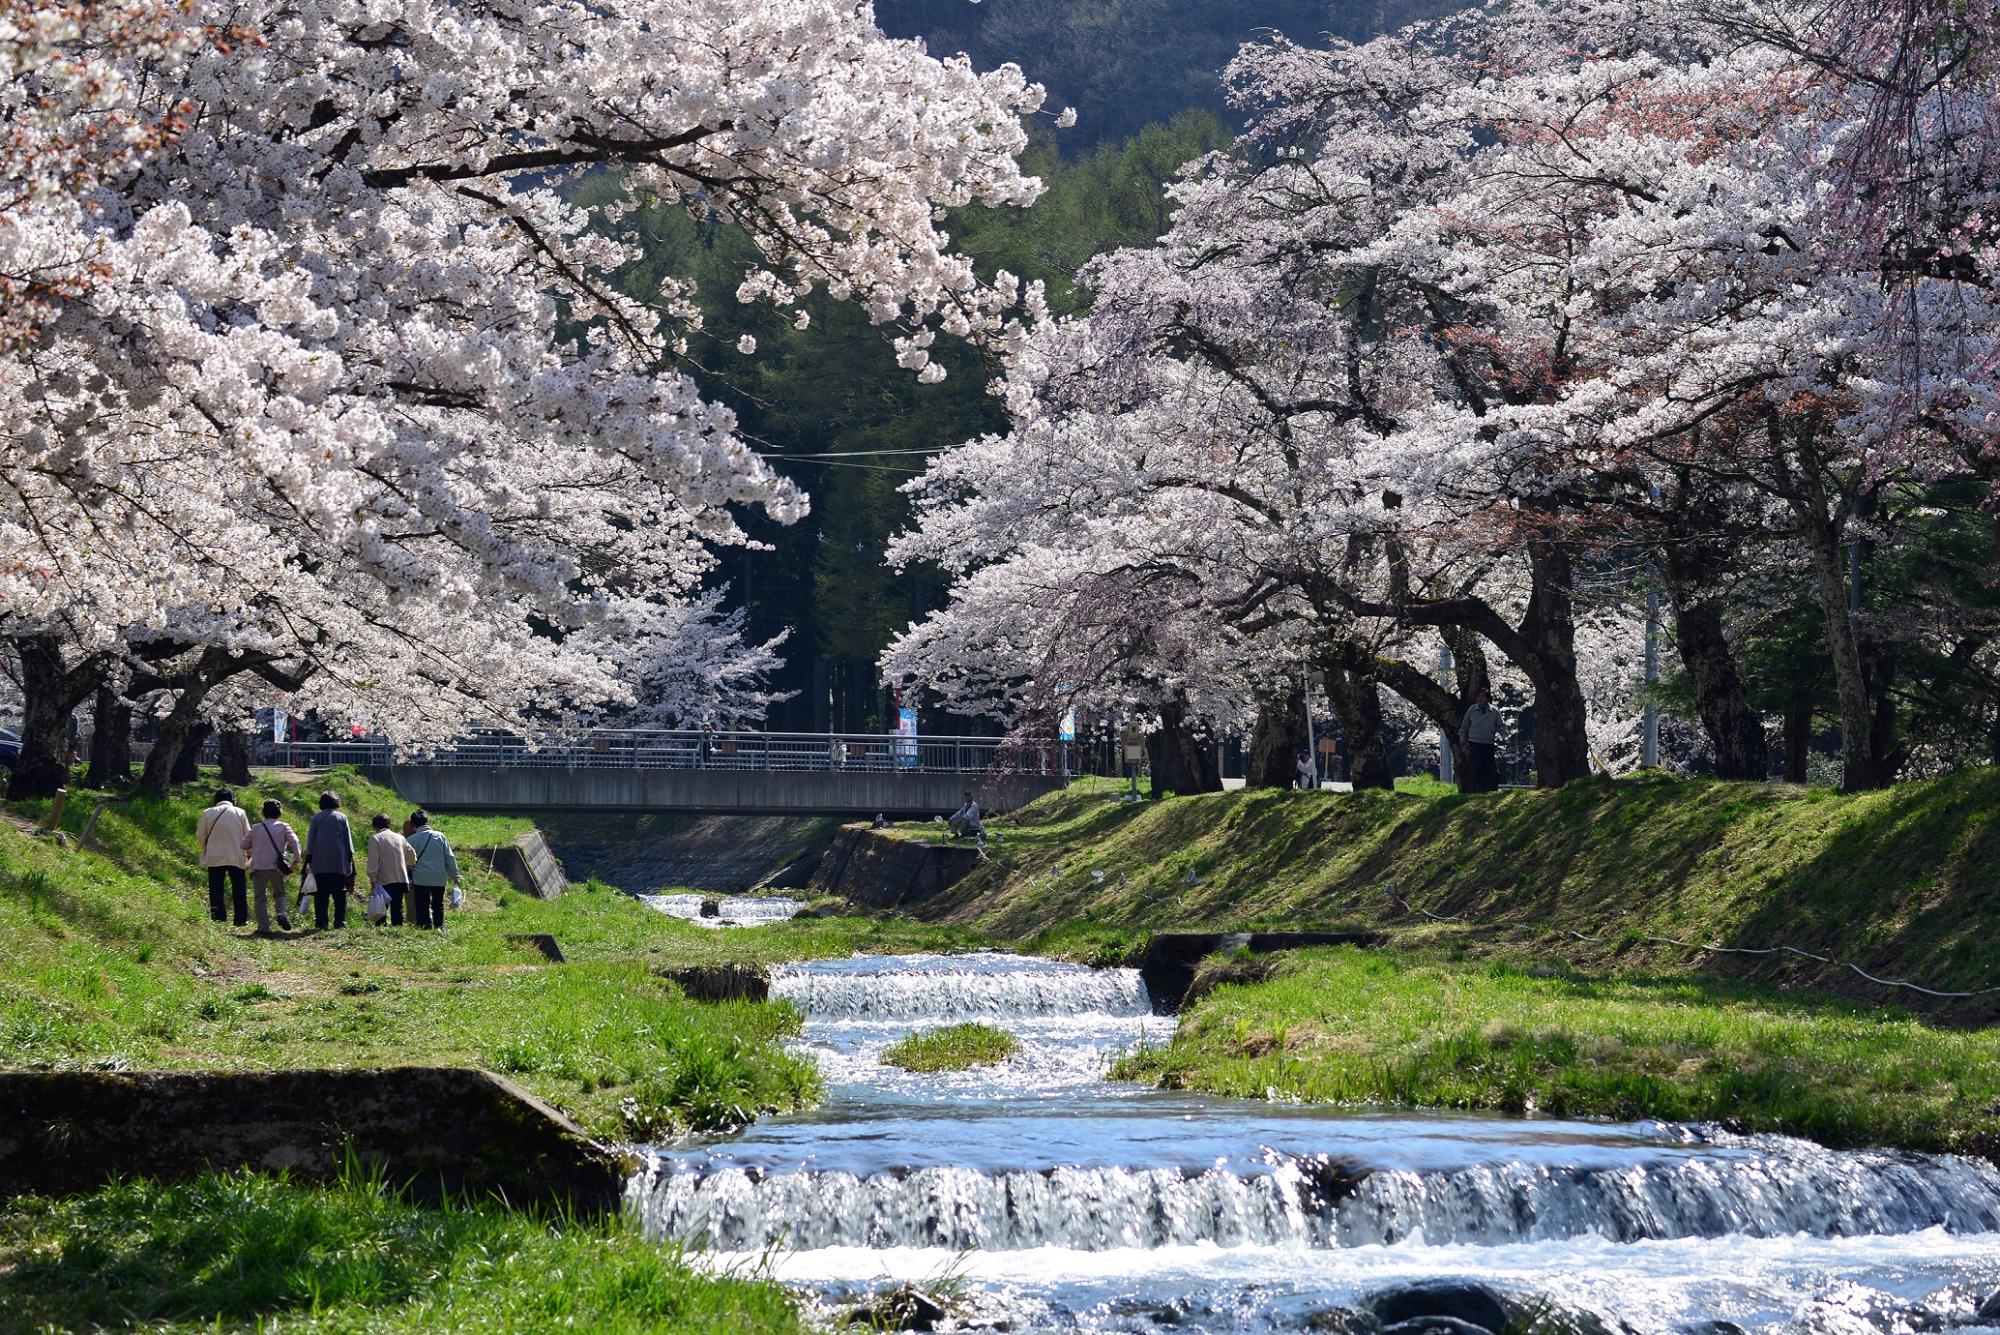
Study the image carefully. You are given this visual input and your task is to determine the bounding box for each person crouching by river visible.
[405,810,460,931]
[243,799,300,934]
[366,814,416,927]
[302,791,355,930]
[195,788,251,927]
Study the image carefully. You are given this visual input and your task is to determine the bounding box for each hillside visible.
[929,771,2000,1017]
[877,0,1464,149]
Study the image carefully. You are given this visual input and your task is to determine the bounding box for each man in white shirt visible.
[195,789,252,925]
[948,792,983,840]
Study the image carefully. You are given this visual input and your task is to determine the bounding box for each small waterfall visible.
[769,957,1153,1021]
[638,894,802,926]
[630,1148,2000,1253]
[1333,1149,2000,1245]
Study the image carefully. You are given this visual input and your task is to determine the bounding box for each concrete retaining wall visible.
[0,1068,625,1213]
[1135,931,1387,1013]
[366,764,1064,818]
[808,826,984,910]
[474,830,568,899]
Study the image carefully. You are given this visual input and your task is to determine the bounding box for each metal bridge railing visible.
[265,730,1074,777]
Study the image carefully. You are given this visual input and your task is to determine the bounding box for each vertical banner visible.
[895,706,918,768]
[271,709,288,744]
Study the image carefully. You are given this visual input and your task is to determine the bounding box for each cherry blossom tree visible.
[2,0,1056,795]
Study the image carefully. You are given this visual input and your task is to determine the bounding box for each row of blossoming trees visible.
[885,0,2000,793]
[0,0,1062,798]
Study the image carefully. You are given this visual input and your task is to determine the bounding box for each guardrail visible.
[265,730,1074,777]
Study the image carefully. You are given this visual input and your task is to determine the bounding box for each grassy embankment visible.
[896,770,2000,1152]
[881,1022,1020,1072]
[1,765,979,1138]
[0,1168,803,1334]
[0,766,986,1331]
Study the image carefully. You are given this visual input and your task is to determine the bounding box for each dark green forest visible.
[621,3,1456,732]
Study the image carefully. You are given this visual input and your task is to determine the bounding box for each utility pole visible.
[1643,483,1663,768]
[1300,668,1319,789]
[1438,639,1456,785]
[1643,584,1661,768]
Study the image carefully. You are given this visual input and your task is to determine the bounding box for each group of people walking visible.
[195,789,461,934]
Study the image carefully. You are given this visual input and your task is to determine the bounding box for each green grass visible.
[880,1022,1020,1073]
[0,766,1001,1138]
[0,1168,800,1333]
[1113,946,2000,1155]
[912,769,2000,1007]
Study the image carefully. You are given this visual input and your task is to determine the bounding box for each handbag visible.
[366,883,390,924]
[258,821,294,874]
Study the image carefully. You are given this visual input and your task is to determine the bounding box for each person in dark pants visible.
[195,788,251,925]
[405,809,460,931]
[1459,686,1503,793]
[302,790,355,929]
[365,813,415,927]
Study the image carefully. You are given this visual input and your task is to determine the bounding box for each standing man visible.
[1459,686,1502,793]
[195,788,251,925]
[302,791,355,929]
[243,798,300,933]
[405,809,461,931]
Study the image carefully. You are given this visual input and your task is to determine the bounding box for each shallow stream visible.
[629,953,2000,1332]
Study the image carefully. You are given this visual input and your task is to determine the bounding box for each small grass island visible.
[881,1022,1021,1072]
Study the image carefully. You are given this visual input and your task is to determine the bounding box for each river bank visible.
[847,773,2000,1158]
[0,767,980,1330]
[921,770,2000,1018]
[1113,945,2000,1157]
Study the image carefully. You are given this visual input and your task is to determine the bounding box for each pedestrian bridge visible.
[276,730,1073,817]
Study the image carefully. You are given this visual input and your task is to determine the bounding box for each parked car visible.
[0,728,19,769]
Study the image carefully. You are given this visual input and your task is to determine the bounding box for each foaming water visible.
[629,953,2000,1331]
[636,893,801,927]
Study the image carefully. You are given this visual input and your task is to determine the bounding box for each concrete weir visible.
[1135,931,1387,1013]
[0,1068,626,1213]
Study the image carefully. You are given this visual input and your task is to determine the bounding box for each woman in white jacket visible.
[195,789,252,926]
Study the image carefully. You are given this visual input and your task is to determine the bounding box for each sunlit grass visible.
[881,1022,1020,1072]
[0,1167,801,1332]
[1113,945,2000,1153]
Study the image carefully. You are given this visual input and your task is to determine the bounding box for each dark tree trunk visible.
[1145,698,1221,797]
[7,637,104,800]
[1520,541,1592,787]
[1374,648,1473,782]
[1660,549,1768,781]
[169,721,213,784]
[1864,649,1906,783]
[1321,649,1394,790]
[140,688,216,798]
[1244,685,1306,789]
[1783,705,1813,783]
[218,728,253,786]
[85,686,133,789]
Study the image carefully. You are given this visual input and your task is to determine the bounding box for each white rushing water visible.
[635,893,802,927]
[629,953,2000,1332]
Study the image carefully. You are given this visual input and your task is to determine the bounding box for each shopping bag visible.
[365,883,390,925]
[448,885,465,910]
[293,870,316,921]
